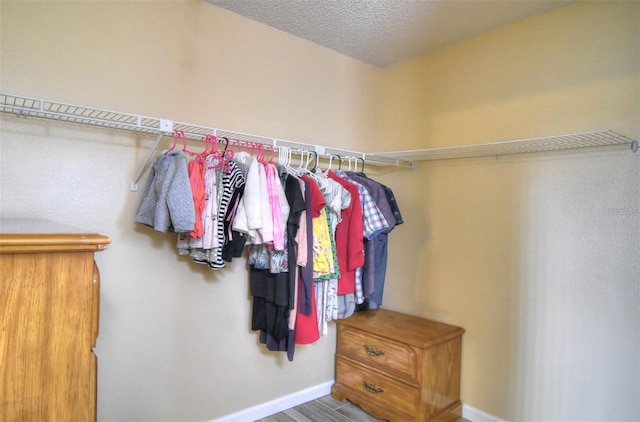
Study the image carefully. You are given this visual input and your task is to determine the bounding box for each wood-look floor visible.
[255,394,387,422]
[256,394,470,422]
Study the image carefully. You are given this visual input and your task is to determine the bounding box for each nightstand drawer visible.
[338,326,418,382]
[335,357,419,419]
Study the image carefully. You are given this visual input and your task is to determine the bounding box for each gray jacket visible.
[135,150,195,233]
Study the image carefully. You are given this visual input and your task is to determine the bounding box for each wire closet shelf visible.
[371,130,638,162]
[1,93,637,179]
[0,93,413,167]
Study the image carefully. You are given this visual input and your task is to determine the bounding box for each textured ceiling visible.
[206,0,573,68]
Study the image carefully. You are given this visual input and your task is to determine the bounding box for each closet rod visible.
[0,93,417,187]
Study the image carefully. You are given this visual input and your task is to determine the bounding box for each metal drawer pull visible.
[362,381,384,394]
[363,344,385,356]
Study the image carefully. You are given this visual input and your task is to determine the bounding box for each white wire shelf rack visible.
[0,93,414,170]
[372,130,638,162]
[1,93,637,175]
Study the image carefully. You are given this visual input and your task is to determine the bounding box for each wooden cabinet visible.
[0,219,110,422]
[332,309,464,421]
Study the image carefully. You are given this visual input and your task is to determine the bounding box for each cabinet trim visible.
[0,233,110,253]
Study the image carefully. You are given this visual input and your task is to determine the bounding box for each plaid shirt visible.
[336,171,390,305]
[336,171,389,240]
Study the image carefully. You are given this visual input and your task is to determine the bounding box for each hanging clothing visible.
[135,150,195,233]
[187,158,206,238]
[314,173,349,335]
[294,177,320,345]
[208,160,245,269]
[335,170,390,307]
[180,155,220,258]
[380,181,404,226]
[327,170,364,296]
[232,154,262,242]
[135,143,404,360]
[347,173,396,302]
[283,174,306,361]
[336,171,389,240]
[251,267,291,355]
[294,269,320,344]
[265,163,286,251]
[284,175,306,310]
[200,156,219,250]
[175,159,246,269]
[221,185,247,262]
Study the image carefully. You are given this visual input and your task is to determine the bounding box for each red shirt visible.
[328,171,364,294]
[300,175,326,217]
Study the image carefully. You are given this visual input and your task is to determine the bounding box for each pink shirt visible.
[265,163,285,250]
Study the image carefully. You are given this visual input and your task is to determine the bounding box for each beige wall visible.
[0,1,380,421]
[377,1,639,150]
[1,1,639,421]
[378,1,640,419]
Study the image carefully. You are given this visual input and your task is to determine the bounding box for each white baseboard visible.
[211,381,506,422]
[463,403,508,422]
[210,380,334,422]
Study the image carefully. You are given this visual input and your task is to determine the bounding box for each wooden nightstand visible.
[332,309,464,421]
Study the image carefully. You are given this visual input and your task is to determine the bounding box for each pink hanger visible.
[200,134,218,158]
[165,130,185,155]
[256,143,266,164]
[200,135,212,156]
[265,145,275,164]
[180,131,201,157]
